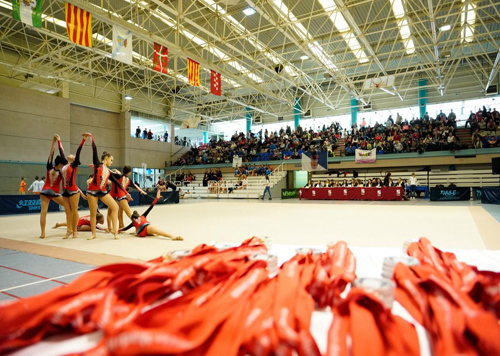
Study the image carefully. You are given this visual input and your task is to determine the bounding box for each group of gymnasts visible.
[40,133,182,241]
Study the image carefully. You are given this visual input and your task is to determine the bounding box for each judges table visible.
[300,187,403,201]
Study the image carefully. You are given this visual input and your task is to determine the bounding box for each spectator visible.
[142,128,148,139]
[148,130,153,140]
[383,172,392,187]
[164,130,169,142]
[135,126,141,138]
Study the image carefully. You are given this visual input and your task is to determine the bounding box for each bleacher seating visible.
[175,171,287,199]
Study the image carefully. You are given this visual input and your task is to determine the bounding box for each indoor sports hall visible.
[0,0,500,355]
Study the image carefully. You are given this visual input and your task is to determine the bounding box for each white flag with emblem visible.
[112,25,132,64]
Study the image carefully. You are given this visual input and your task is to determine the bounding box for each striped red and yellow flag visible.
[187,58,200,87]
[65,3,92,47]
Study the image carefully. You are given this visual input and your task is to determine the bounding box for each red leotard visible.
[61,137,86,194]
[121,198,159,237]
[41,141,67,196]
[87,136,127,197]
[77,215,91,228]
[111,175,141,200]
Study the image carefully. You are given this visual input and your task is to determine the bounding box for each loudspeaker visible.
[493,157,500,175]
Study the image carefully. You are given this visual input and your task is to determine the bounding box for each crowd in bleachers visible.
[174,123,342,166]
[466,106,500,148]
[173,108,499,166]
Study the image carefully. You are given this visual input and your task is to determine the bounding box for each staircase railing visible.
[259,162,286,187]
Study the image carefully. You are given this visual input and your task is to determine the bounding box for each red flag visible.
[153,43,168,74]
[211,70,221,96]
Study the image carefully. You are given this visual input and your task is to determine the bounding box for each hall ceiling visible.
[0,0,499,122]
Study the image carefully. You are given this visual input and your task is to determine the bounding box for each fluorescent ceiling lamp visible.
[439,24,451,31]
[243,7,256,16]
[380,87,395,96]
[124,94,133,100]
[391,0,405,18]
[300,55,309,60]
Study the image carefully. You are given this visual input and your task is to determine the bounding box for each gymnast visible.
[119,189,183,240]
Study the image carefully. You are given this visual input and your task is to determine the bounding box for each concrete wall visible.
[0,83,192,194]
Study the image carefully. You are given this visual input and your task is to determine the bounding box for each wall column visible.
[203,131,208,144]
[246,107,252,133]
[350,97,358,126]
[418,78,427,119]
[294,97,301,129]
[169,123,175,143]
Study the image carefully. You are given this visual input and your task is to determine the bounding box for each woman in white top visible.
[261,175,272,200]
[409,173,418,199]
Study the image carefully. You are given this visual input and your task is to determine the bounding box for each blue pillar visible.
[418,78,427,119]
[246,107,252,133]
[203,131,208,144]
[294,97,301,129]
[350,97,358,125]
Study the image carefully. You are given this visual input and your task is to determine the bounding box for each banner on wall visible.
[301,151,327,171]
[232,156,242,168]
[481,187,500,205]
[355,149,376,163]
[0,195,58,215]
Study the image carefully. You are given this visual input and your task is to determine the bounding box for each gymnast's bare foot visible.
[63,231,72,239]
[72,232,78,239]
[87,235,96,240]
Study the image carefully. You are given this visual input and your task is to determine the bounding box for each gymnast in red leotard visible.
[119,189,183,240]
[86,135,129,240]
[110,165,146,229]
[53,212,109,233]
[39,135,73,239]
[60,133,90,239]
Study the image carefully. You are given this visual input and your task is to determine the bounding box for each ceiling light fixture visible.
[300,55,309,60]
[439,24,451,31]
[124,94,133,100]
[243,7,256,16]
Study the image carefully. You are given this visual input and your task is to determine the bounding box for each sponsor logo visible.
[440,190,458,197]
[377,190,382,197]
[328,190,332,196]
[282,190,297,198]
[396,189,400,196]
[16,199,41,211]
[361,189,365,195]
[312,190,316,197]
[343,189,347,195]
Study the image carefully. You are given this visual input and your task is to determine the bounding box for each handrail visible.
[166,167,186,183]
[258,161,286,187]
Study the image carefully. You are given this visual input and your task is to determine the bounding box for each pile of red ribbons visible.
[1,237,499,356]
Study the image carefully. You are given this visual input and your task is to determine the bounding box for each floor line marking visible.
[0,265,68,285]
[1,291,21,299]
[0,269,92,292]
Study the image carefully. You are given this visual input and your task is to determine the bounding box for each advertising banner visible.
[0,195,59,215]
[430,187,470,201]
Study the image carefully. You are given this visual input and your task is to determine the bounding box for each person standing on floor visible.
[27,176,40,195]
[19,178,26,195]
[261,175,272,200]
[409,173,418,199]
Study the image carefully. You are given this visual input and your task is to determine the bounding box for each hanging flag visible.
[187,58,200,87]
[112,25,132,64]
[210,70,221,96]
[12,0,43,28]
[153,43,168,74]
[65,3,92,47]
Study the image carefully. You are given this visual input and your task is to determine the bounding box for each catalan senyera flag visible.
[187,58,200,87]
[65,3,92,47]
[153,43,168,74]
